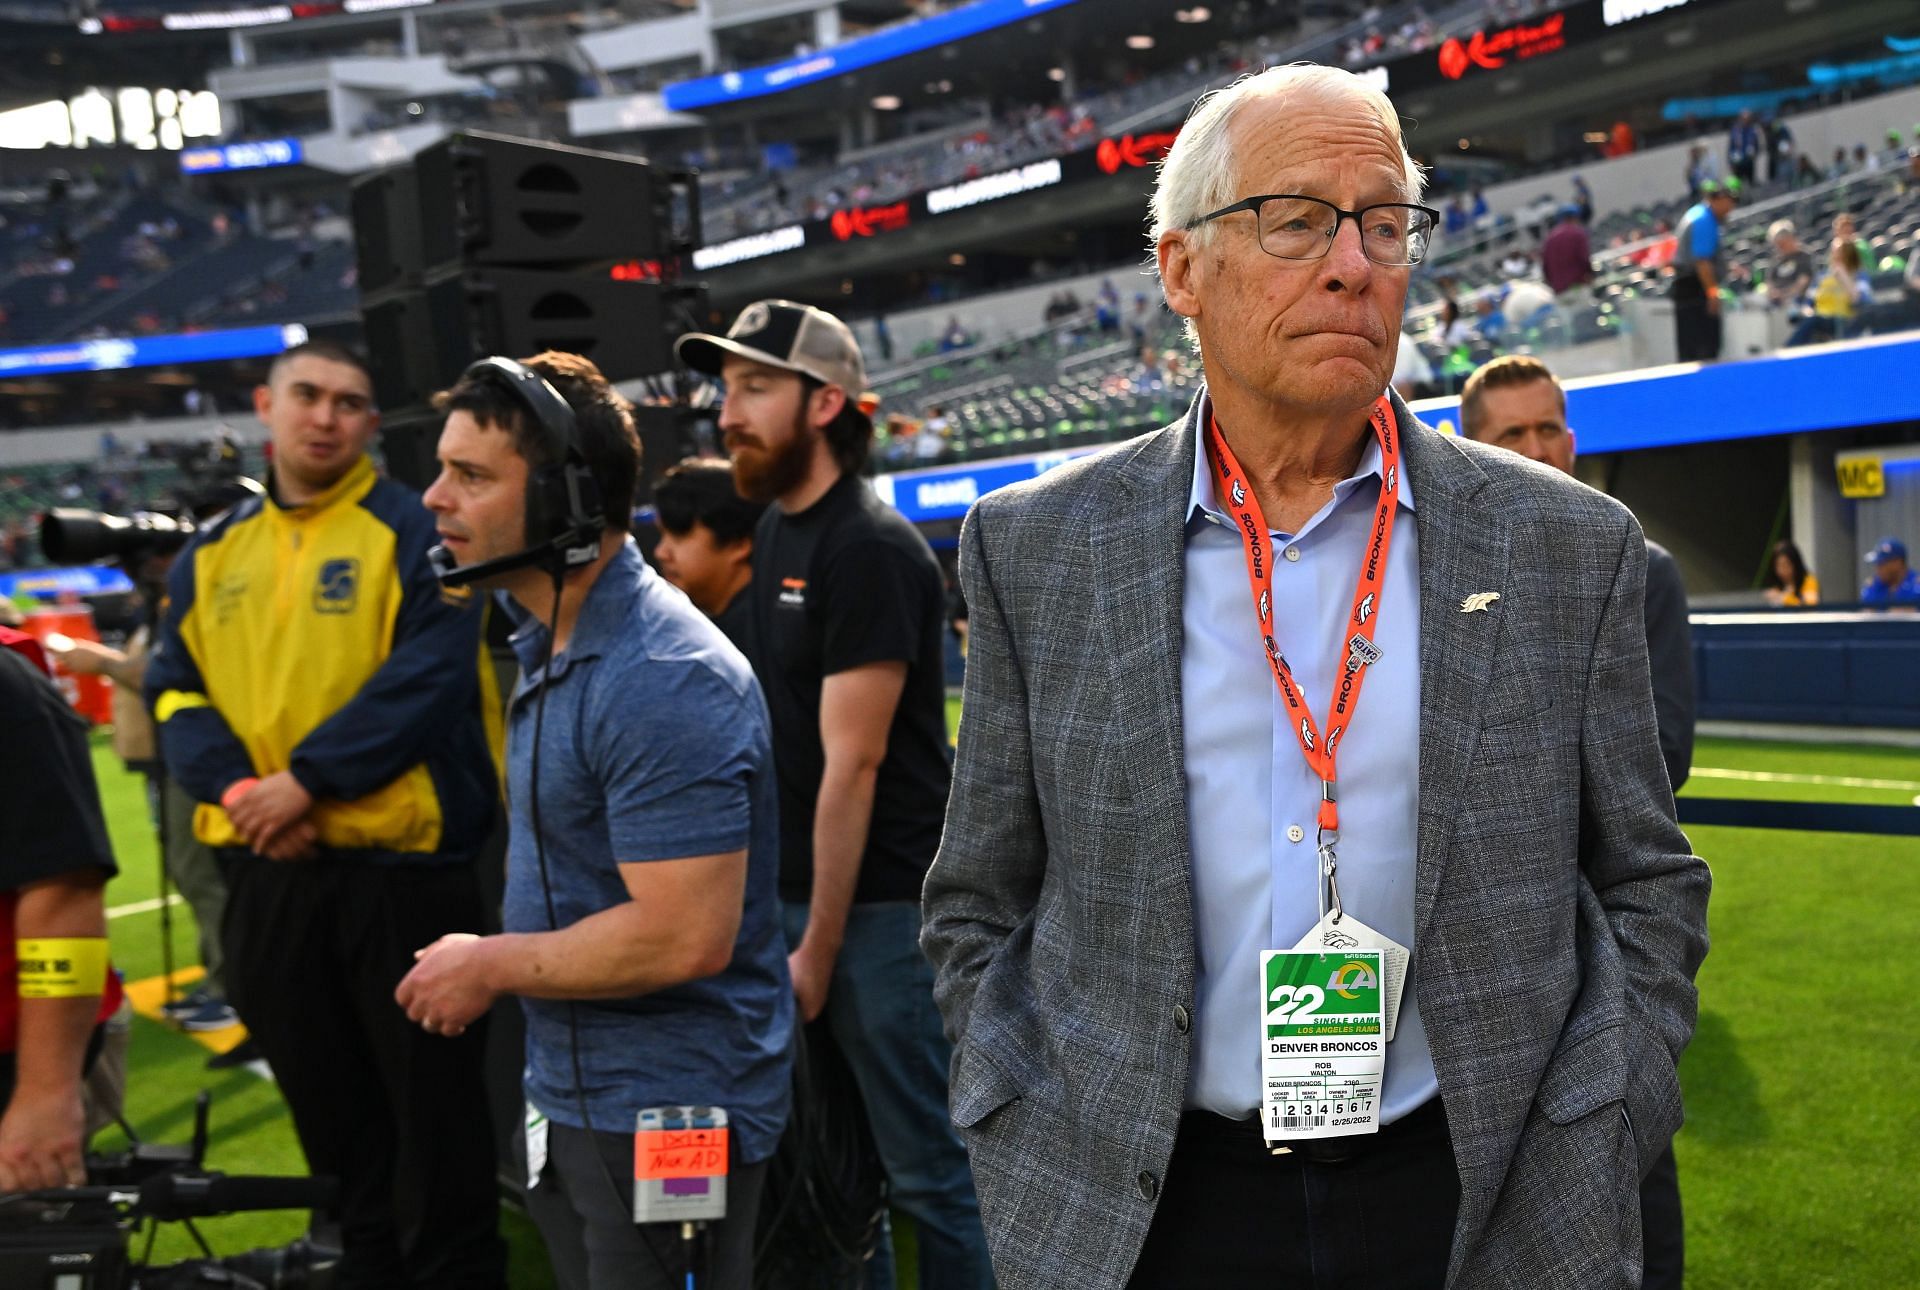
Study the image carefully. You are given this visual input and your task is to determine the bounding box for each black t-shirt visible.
[0,647,117,891]
[1770,248,1814,300]
[749,473,952,904]
[713,584,757,661]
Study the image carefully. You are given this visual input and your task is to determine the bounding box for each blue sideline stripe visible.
[1676,797,1920,836]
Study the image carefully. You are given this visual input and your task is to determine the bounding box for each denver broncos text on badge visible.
[778,576,807,608]
[314,558,359,614]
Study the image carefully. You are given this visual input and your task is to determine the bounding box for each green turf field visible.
[92,730,1920,1285]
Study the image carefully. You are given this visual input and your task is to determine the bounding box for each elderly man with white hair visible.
[922,63,1709,1289]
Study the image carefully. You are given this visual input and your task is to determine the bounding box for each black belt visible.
[1180,1095,1448,1166]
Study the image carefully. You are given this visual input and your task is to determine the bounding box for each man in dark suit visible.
[1460,353,1695,1290]
[922,64,1710,1289]
[1459,355,1695,791]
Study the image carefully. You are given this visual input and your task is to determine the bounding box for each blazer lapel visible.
[1401,406,1511,947]
[1090,408,1199,909]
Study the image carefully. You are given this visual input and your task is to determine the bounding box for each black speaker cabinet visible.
[363,268,691,411]
[373,403,444,492]
[414,131,672,273]
[350,164,423,298]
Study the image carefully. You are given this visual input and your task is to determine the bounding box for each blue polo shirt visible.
[504,540,793,1162]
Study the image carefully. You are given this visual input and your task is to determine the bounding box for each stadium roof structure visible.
[658,0,1225,124]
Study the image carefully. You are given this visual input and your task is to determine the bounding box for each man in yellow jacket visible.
[146,340,505,1290]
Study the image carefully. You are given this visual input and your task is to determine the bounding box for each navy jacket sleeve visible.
[145,534,259,804]
[1642,541,1696,792]
[288,491,486,802]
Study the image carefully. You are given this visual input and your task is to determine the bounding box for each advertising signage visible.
[1375,0,1726,95]
[694,128,1176,273]
[0,323,307,378]
[179,136,302,174]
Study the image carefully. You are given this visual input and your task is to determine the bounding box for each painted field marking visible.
[121,967,269,1079]
[1691,767,1920,792]
[108,893,184,920]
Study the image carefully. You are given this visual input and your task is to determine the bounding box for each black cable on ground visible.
[753,1020,887,1290]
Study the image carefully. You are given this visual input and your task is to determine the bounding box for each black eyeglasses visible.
[1189,194,1442,267]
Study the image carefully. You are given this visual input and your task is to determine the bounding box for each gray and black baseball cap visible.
[675,299,869,400]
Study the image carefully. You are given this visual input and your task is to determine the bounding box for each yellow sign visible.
[1836,455,1885,500]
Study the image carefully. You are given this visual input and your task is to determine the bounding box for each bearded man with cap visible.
[676,302,992,1290]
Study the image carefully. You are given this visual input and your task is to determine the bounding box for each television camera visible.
[0,1092,338,1289]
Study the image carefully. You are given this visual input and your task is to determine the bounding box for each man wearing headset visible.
[397,352,793,1290]
[145,340,505,1289]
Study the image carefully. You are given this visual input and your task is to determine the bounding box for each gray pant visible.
[156,775,229,997]
[525,1120,767,1290]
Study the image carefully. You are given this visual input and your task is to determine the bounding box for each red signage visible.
[1437,13,1567,79]
[831,201,911,241]
[608,259,666,282]
[1095,130,1181,175]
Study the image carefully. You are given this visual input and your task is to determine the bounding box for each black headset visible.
[428,356,607,588]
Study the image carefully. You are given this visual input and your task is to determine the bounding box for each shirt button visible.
[1173,1004,1191,1034]
[1137,1171,1159,1200]
[1287,824,1306,844]
[1284,545,1301,562]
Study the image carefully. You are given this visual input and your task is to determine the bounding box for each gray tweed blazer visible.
[922,390,1711,1289]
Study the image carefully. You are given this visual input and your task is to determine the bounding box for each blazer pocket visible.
[1536,1020,1630,1126]
[950,1038,1025,1129]
[1480,690,1557,732]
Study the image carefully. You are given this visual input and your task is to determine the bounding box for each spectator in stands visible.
[1096,277,1121,332]
[1571,174,1594,225]
[1727,111,1763,186]
[1671,179,1737,361]
[1606,117,1636,157]
[939,315,970,352]
[1541,204,1593,296]
[146,340,506,1289]
[1685,144,1717,199]
[1132,344,1167,392]
[1761,539,1819,606]
[1905,233,1920,302]
[652,456,768,653]
[1766,115,1793,185]
[1832,212,1873,269]
[1765,220,1815,313]
[1392,329,1433,400]
[675,301,992,1290]
[1790,239,1870,346]
[1861,537,1920,606]
[1437,295,1475,351]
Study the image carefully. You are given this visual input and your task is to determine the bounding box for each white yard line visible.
[107,892,184,920]
[1691,767,1920,792]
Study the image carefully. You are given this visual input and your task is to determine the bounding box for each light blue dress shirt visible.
[1180,402,1437,1125]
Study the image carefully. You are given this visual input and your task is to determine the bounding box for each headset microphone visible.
[429,355,607,588]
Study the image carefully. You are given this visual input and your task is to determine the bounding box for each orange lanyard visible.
[1202,395,1400,841]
